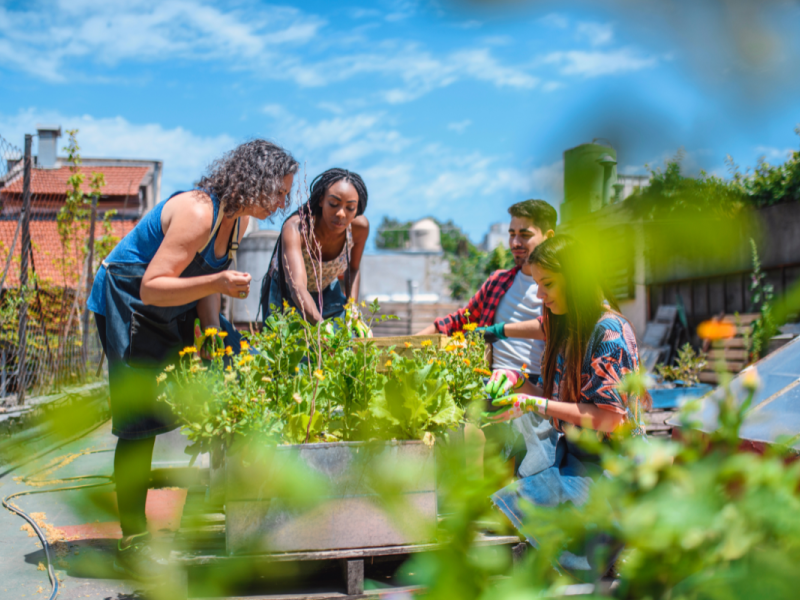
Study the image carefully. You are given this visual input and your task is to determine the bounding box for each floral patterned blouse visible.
[545,311,643,433]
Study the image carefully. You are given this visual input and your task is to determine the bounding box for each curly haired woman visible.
[87,140,298,581]
[483,234,649,576]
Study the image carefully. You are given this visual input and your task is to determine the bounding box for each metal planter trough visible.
[224,440,437,555]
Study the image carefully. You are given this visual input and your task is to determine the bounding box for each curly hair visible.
[197,139,298,217]
[302,168,368,221]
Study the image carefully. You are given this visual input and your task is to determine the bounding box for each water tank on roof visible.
[561,140,617,222]
[409,218,441,251]
[230,229,280,323]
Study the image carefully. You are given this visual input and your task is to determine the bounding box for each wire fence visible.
[0,132,107,404]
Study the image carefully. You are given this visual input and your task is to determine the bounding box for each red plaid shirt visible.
[434,267,521,335]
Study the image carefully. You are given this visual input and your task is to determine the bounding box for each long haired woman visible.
[484,234,648,573]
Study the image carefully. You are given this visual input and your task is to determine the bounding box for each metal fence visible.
[0,132,105,404]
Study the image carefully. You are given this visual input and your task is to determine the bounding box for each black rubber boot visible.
[113,532,169,582]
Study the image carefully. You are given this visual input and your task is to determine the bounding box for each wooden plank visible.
[342,558,364,596]
[171,533,521,566]
[708,349,748,360]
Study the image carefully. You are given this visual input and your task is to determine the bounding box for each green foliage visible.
[57,130,116,283]
[748,238,776,361]
[372,356,462,440]
[626,153,746,219]
[406,367,800,600]
[374,216,411,249]
[731,126,800,208]
[158,300,483,455]
[655,343,707,385]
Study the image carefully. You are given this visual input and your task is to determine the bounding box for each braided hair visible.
[304,168,368,220]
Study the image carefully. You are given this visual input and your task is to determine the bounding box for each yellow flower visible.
[314,369,325,381]
[240,340,250,351]
[452,331,465,342]
[463,358,471,366]
[361,301,366,307]
[404,342,412,348]
[428,358,434,364]
[164,364,175,372]
[204,327,218,337]
[283,299,290,310]
[295,366,300,372]
[225,365,232,372]
[182,346,197,355]
[218,331,228,339]
[463,323,477,332]
[420,340,432,348]
[473,367,491,376]
[384,360,392,368]
[445,344,456,352]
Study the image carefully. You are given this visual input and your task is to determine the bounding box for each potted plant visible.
[651,343,713,410]
[157,299,486,553]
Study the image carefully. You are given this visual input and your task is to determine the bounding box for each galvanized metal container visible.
[225,440,437,554]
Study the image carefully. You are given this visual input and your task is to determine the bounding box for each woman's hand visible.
[216,270,252,299]
[484,368,525,398]
[482,394,547,424]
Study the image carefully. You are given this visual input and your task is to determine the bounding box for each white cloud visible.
[0,108,235,199]
[448,120,472,134]
[754,145,795,162]
[0,1,542,105]
[543,48,659,77]
[576,22,614,47]
[0,0,323,82]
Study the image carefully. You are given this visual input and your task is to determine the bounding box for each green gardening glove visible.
[484,369,525,398]
[482,394,548,424]
[476,321,507,344]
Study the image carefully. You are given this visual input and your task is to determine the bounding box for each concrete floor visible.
[0,421,194,599]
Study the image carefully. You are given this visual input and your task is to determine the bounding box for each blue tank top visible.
[87,190,232,316]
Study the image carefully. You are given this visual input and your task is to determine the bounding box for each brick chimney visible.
[36,124,61,168]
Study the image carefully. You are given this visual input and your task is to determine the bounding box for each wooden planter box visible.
[224,440,437,554]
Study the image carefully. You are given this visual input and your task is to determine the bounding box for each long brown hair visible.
[531,235,622,404]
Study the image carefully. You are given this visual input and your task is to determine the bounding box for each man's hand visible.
[482,394,547,424]
[484,369,525,398]
[476,321,507,344]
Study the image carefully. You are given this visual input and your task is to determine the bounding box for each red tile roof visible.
[2,166,149,197]
[0,219,138,289]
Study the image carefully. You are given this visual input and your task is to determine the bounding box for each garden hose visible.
[1,447,114,600]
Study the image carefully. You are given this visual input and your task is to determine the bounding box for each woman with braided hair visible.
[261,168,369,324]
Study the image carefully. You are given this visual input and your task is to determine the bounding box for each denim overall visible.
[98,192,242,440]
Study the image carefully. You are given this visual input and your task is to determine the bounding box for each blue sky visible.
[1,0,799,244]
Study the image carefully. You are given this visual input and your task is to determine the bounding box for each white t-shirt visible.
[491,270,545,375]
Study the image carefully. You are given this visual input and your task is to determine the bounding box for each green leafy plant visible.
[157,300,479,456]
[655,343,707,385]
[748,238,776,361]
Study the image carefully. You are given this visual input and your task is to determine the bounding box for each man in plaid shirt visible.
[418,199,558,478]
[417,199,556,376]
